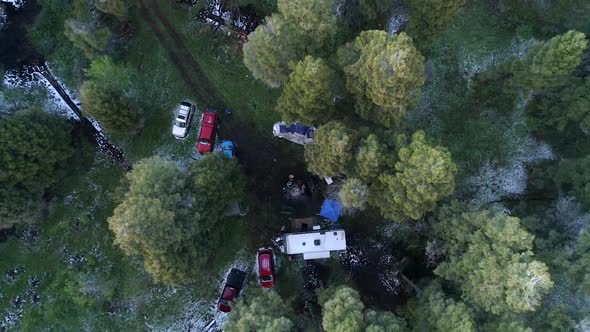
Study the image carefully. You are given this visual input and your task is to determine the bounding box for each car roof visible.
[258,253,272,274]
[199,112,217,139]
[221,140,233,147]
[222,286,237,300]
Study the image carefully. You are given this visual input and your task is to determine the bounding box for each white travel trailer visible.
[282,229,346,260]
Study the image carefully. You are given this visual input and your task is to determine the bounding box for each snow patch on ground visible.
[466,95,555,206]
[460,37,538,82]
[1,0,25,9]
[0,4,6,30]
[387,4,408,35]
[2,67,80,120]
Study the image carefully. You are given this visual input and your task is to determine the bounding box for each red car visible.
[217,268,246,312]
[257,249,276,288]
[196,111,218,154]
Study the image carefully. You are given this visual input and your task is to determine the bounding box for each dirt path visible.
[136,0,224,108]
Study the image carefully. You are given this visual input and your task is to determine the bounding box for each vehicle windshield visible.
[199,138,210,144]
[174,121,187,128]
[261,276,273,282]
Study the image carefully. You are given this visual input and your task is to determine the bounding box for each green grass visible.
[115,1,280,163]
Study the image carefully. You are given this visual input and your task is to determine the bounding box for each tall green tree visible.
[94,0,128,19]
[64,19,111,60]
[537,77,590,134]
[318,286,366,332]
[433,206,554,314]
[304,121,359,177]
[224,288,294,332]
[339,178,369,210]
[555,155,590,210]
[369,131,457,221]
[405,0,465,50]
[405,281,476,332]
[355,133,390,182]
[277,0,337,54]
[108,155,246,285]
[511,30,588,91]
[80,80,142,134]
[243,14,302,88]
[364,310,406,332]
[0,110,75,192]
[338,31,425,127]
[275,56,336,125]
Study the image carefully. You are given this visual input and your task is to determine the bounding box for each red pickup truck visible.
[196,111,218,154]
[217,268,246,312]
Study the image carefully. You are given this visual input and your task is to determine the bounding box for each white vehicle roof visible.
[284,230,346,258]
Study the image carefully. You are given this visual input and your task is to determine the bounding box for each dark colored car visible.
[257,249,276,288]
[217,268,246,312]
[196,111,218,154]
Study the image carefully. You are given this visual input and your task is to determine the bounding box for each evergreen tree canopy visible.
[433,206,554,314]
[243,14,302,88]
[355,133,390,182]
[0,187,42,228]
[405,0,465,50]
[277,0,337,54]
[406,281,476,332]
[64,19,111,60]
[304,121,359,177]
[224,288,294,332]
[318,286,366,332]
[94,0,128,19]
[275,56,336,125]
[339,178,369,210]
[364,309,407,332]
[108,155,246,285]
[555,155,590,210]
[511,30,588,91]
[369,131,456,221]
[542,77,590,134]
[243,0,339,88]
[0,110,75,192]
[80,80,142,134]
[338,31,425,127]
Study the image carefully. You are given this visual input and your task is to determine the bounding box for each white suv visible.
[172,101,195,139]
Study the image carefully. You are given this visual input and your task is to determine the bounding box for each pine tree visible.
[405,281,476,332]
[64,19,111,60]
[318,286,365,332]
[275,56,336,125]
[433,206,554,314]
[304,121,359,177]
[94,0,128,19]
[369,131,457,221]
[542,77,590,134]
[364,309,407,332]
[338,31,425,127]
[0,110,75,192]
[339,178,369,210]
[277,0,337,54]
[555,155,590,210]
[224,288,294,332]
[243,14,302,88]
[355,134,390,182]
[511,30,588,91]
[405,0,465,50]
[109,155,246,285]
[80,80,142,134]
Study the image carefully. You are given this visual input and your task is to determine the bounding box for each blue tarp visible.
[319,198,342,222]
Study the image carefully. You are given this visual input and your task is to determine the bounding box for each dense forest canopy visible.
[1,0,589,330]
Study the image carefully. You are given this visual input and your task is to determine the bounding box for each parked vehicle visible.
[196,111,218,154]
[221,140,235,158]
[272,121,316,145]
[217,268,246,312]
[256,249,276,288]
[172,101,195,139]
